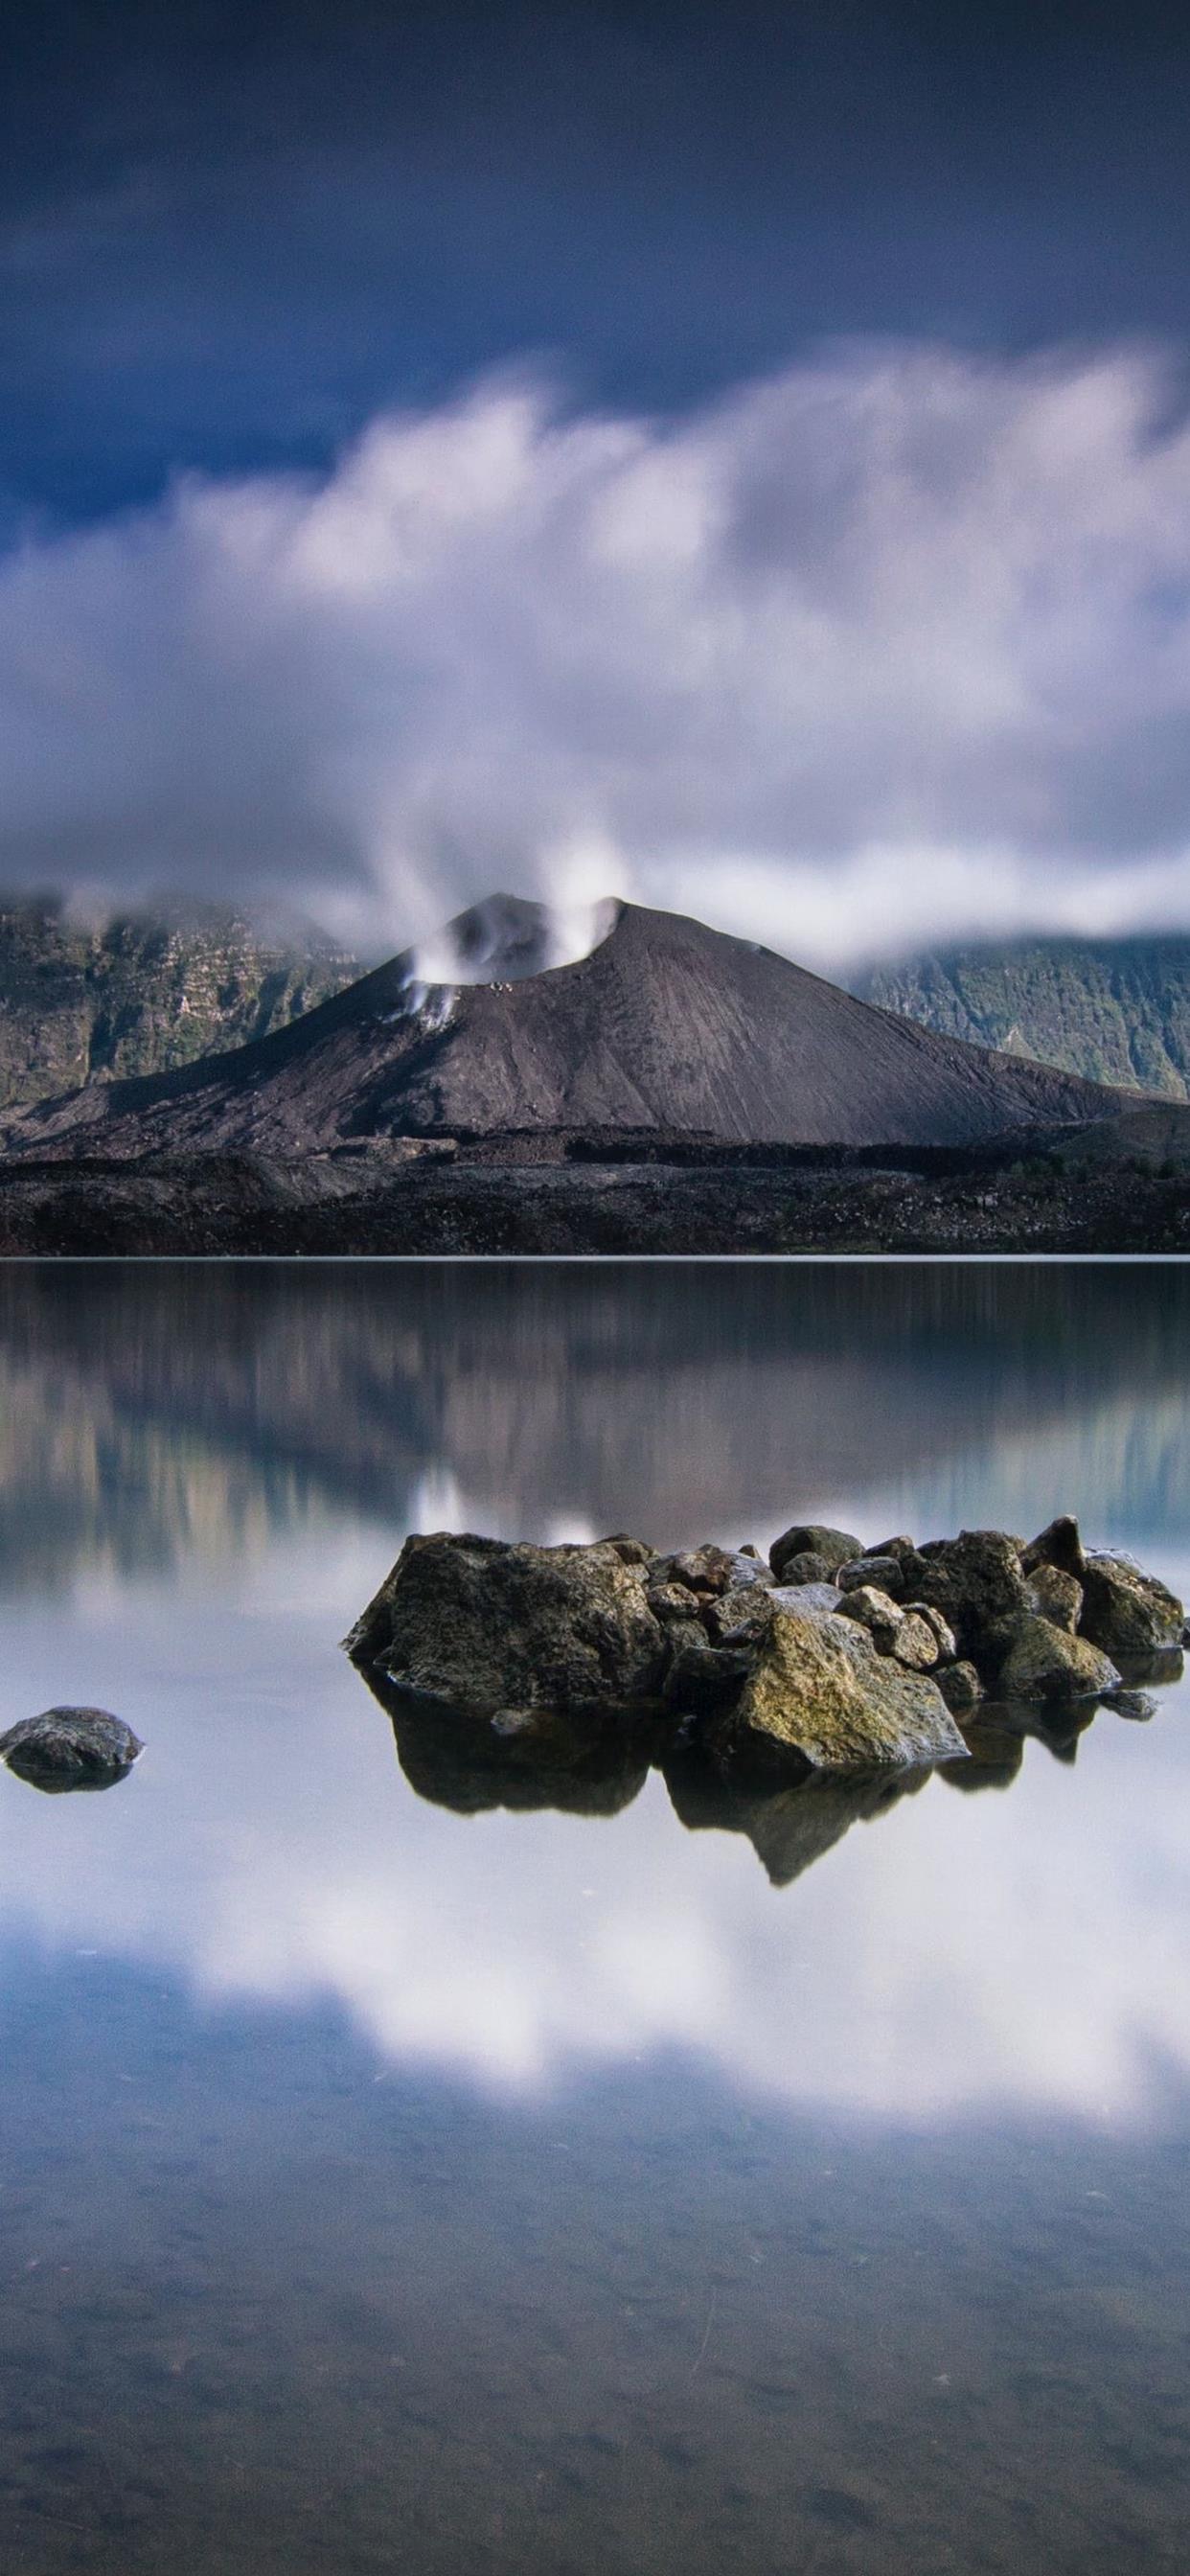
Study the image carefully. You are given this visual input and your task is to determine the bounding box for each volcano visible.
[1,894,1136,1159]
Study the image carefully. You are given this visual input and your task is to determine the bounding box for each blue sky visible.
[4,0,1190,954]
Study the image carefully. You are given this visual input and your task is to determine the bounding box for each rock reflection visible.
[355,1650,1186,1881]
[358,1663,661,1817]
[663,1743,931,1886]
[938,1715,1025,1791]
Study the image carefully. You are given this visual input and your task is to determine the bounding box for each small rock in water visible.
[1101,1689,1157,1723]
[0,1707,144,1794]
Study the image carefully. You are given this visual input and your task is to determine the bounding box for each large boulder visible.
[768,1524,861,1579]
[0,1707,143,1792]
[905,1531,1030,1661]
[1077,1554,1184,1658]
[711,1603,968,1771]
[996,1614,1120,1704]
[345,1532,667,1715]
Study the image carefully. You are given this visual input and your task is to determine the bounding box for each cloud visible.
[3,1530,1190,2127]
[5,342,1190,965]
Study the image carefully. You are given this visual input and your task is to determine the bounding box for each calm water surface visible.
[0,1261,1188,2573]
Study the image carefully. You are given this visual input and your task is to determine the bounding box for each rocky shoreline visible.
[1,1147,1187,1253]
[348,1516,1186,1809]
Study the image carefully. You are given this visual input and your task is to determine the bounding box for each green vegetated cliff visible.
[0,896,359,1114]
[858,938,1190,1100]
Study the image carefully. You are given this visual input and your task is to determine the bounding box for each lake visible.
[0,1259,1188,2573]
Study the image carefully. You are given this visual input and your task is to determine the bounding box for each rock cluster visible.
[348,1516,1184,1780]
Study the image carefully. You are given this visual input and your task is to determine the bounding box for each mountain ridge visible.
[858,934,1190,1100]
[0,893,359,1115]
[1,895,1140,1160]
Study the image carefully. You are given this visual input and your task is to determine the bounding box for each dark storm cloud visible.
[4,1,1190,518]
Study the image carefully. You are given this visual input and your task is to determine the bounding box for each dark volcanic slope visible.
[1,898,1133,1157]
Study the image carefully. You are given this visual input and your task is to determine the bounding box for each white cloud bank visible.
[6,343,1190,966]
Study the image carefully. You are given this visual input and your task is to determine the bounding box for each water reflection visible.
[0,1259,1187,2133]
[0,1564,1187,2124]
[4,1949,1188,2576]
[2,1262,1190,1592]
[2,1260,1190,2574]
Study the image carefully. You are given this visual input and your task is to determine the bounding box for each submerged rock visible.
[1102,1689,1157,1723]
[0,1707,143,1793]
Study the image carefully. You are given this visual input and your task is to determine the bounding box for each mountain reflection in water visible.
[2,1260,1190,1590]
